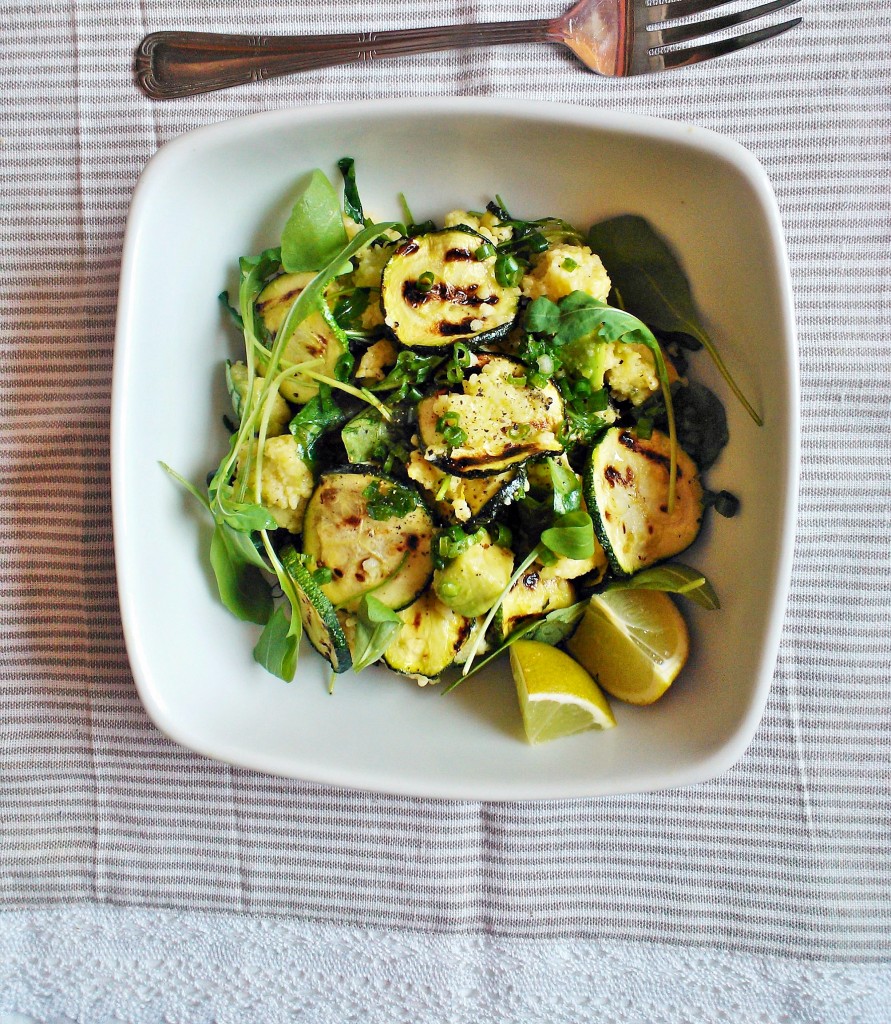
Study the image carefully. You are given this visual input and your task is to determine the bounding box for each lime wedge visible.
[566,589,689,705]
[509,640,616,745]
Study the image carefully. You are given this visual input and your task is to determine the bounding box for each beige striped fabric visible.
[1,0,889,959]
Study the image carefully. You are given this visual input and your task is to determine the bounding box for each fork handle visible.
[136,21,560,100]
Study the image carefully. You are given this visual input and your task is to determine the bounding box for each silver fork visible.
[136,0,802,100]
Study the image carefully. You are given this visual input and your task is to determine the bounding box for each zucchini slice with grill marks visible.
[417,354,564,477]
[256,272,347,404]
[583,427,704,577]
[495,567,577,642]
[406,452,528,528]
[302,466,434,612]
[381,228,520,350]
[383,591,472,682]
[280,547,352,673]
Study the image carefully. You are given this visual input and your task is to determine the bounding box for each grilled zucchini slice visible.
[256,272,347,404]
[496,568,576,641]
[417,355,564,477]
[406,452,528,527]
[583,427,704,576]
[381,229,520,350]
[280,547,352,673]
[383,591,472,682]
[302,467,434,612]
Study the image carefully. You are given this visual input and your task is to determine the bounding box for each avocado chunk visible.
[433,533,514,618]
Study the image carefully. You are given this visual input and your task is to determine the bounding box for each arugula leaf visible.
[281,170,349,273]
[209,523,273,624]
[253,606,300,681]
[444,600,587,692]
[604,562,720,610]
[159,461,211,512]
[540,510,595,560]
[214,485,278,532]
[289,384,348,465]
[351,595,403,672]
[587,215,762,426]
[337,157,365,225]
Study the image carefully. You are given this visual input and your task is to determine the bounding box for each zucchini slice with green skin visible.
[495,567,577,641]
[301,466,434,612]
[406,452,528,528]
[383,591,473,682]
[381,228,520,351]
[417,354,564,477]
[583,427,704,577]
[280,547,352,673]
[256,272,347,404]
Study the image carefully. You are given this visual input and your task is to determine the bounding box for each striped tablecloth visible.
[1,0,889,975]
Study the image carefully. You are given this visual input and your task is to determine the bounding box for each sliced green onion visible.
[495,254,522,287]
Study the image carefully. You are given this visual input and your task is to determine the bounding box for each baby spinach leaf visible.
[540,510,595,560]
[588,215,762,426]
[672,382,729,471]
[253,605,300,681]
[587,215,707,343]
[281,170,349,273]
[605,562,720,610]
[337,157,365,225]
[209,523,273,624]
[525,296,561,336]
[351,595,403,673]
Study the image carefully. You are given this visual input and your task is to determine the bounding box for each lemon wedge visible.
[566,589,689,705]
[509,640,616,745]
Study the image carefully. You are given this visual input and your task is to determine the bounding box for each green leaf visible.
[253,605,300,681]
[522,600,588,644]
[524,296,561,335]
[281,170,349,273]
[337,157,365,225]
[351,595,403,673]
[342,407,390,464]
[672,382,729,472]
[540,510,595,560]
[547,457,582,515]
[289,383,348,465]
[215,488,279,532]
[443,600,587,692]
[588,215,707,342]
[209,523,273,624]
[605,562,720,610]
[159,462,210,512]
[587,215,762,426]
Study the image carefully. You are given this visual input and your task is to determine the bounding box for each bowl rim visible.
[112,97,799,800]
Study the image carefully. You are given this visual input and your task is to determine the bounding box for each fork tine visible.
[653,0,800,47]
[659,16,801,69]
[645,0,736,22]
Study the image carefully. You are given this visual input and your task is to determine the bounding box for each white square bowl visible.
[113,99,798,800]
